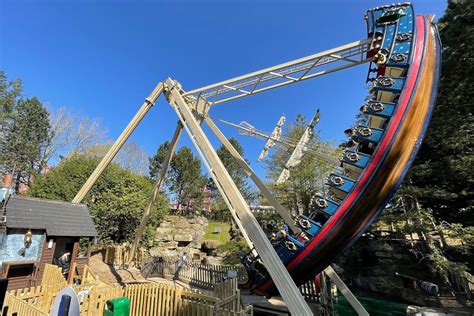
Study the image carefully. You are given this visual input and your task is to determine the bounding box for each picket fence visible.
[123,279,251,316]
[1,264,252,316]
[145,259,323,303]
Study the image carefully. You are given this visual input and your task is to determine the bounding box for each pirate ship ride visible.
[241,3,441,295]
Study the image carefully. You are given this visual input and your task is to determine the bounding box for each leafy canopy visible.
[264,114,338,214]
[29,154,168,244]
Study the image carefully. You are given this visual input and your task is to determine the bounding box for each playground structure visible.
[68,3,440,315]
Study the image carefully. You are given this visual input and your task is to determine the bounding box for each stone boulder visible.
[173,232,193,243]
[149,247,177,258]
[201,240,220,256]
[157,241,178,249]
[202,256,222,265]
[201,240,220,251]
[155,215,208,246]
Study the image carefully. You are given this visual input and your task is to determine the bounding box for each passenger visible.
[174,252,187,280]
[57,252,71,274]
[270,233,278,245]
[58,252,70,267]
[342,129,358,149]
[276,229,287,240]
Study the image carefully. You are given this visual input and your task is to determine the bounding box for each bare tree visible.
[84,140,149,175]
[40,107,107,168]
[72,116,106,152]
[41,107,73,167]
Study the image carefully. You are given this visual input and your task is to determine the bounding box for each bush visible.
[29,153,168,244]
[217,240,250,265]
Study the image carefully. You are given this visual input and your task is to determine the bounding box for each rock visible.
[201,240,220,250]
[149,247,177,258]
[152,215,212,261]
[202,256,222,265]
[201,240,220,256]
[178,247,200,255]
[155,216,208,244]
[157,241,178,249]
[173,233,193,242]
[155,227,176,241]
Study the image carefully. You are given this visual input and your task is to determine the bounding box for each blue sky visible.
[1,0,447,179]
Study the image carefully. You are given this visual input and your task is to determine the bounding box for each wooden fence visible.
[104,244,145,269]
[124,278,251,316]
[41,264,68,288]
[2,291,47,316]
[2,265,252,316]
[146,259,323,303]
[68,262,99,285]
[2,282,68,316]
[78,286,123,316]
[146,261,248,290]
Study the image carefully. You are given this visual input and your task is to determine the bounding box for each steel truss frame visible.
[184,39,371,106]
[72,39,372,316]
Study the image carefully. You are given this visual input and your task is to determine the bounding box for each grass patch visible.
[203,221,231,243]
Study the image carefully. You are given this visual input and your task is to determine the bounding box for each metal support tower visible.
[71,38,372,315]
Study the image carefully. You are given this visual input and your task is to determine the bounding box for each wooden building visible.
[0,196,96,291]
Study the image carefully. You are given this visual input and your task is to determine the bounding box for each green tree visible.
[407,0,473,224]
[149,141,170,181]
[0,71,23,174]
[1,97,50,189]
[167,146,207,212]
[29,154,168,244]
[0,70,22,129]
[264,114,338,214]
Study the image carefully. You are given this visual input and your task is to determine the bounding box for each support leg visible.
[166,80,312,315]
[204,116,299,233]
[72,82,165,203]
[128,122,183,265]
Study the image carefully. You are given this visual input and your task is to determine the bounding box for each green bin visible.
[103,297,130,316]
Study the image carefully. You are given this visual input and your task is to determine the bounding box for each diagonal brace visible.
[166,79,313,315]
[72,82,165,204]
[128,122,183,265]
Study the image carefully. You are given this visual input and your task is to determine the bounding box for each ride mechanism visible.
[71,3,441,315]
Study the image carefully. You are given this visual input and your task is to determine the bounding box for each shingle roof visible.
[5,196,97,237]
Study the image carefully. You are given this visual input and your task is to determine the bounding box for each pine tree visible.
[149,141,170,181]
[407,0,473,224]
[0,71,22,128]
[167,146,207,212]
[0,71,23,170]
[1,97,50,189]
